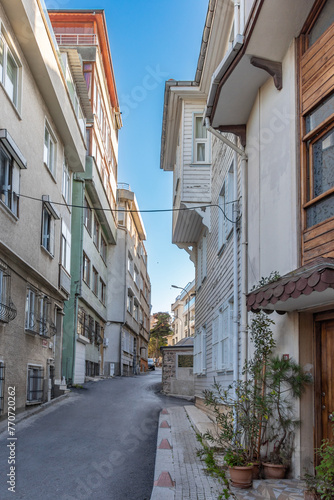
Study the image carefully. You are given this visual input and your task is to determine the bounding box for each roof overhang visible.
[247,258,334,314]
[205,0,315,128]
[117,188,146,241]
[172,204,207,245]
[160,81,207,171]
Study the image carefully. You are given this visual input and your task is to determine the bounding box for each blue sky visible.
[46,0,208,313]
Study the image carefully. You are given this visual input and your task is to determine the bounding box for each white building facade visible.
[161,0,334,477]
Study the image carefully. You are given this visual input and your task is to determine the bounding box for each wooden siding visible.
[181,102,211,204]
[303,217,334,263]
[301,23,334,114]
[194,134,242,398]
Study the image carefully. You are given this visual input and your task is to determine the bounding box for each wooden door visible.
[320,320,334,442]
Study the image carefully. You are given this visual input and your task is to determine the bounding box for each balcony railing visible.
[55,33,98,46]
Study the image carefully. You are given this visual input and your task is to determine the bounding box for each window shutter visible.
[212,316,219,371]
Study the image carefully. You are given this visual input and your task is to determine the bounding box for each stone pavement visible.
[150,405,222,500]
[150,405,307,500]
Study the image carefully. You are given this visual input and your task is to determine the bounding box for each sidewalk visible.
[150,405,307,500]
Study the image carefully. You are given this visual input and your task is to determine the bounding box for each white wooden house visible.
[161,0,334,477]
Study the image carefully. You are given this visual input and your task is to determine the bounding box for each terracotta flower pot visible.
[262,462,287,479]
[304,492,321,500]
[228,465,253,488]
[252,462,261,479]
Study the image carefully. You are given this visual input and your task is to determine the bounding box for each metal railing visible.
[55,33,98,46]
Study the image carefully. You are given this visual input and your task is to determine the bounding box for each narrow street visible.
[0,370,190,500]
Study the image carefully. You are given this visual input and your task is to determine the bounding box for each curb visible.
[0,392,71,436]
[150,408,175,500]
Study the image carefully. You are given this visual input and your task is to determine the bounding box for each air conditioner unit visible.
[103,338,109,347]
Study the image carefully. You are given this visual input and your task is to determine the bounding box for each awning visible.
[247,258,334,314]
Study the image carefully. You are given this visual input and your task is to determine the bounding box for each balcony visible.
[83,156,117,244]
[55,33,98,46]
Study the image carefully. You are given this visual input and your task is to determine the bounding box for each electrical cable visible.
[19,193,241,224]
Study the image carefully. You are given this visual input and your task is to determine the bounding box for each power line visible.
[19,193,241,224]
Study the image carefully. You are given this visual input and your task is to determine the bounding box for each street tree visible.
[149,312,173,360]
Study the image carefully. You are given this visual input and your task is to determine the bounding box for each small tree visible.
[148,312,173,360]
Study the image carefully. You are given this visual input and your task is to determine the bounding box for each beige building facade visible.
[0,0,86,413]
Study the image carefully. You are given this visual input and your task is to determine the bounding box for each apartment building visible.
[170,280,195,344]
[105,184,151,376]
[0,0,86,413]
[47,10,122,384]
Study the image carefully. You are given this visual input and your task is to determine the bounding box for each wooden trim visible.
[300,0,327,37]
[315,310,334,322]
[216,125,246,147]
[314,319,322,457]
[250,57,282,90]
[302,112,334,137]
[303,186,334,209]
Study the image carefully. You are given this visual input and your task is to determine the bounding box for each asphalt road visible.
[0,369,191,500]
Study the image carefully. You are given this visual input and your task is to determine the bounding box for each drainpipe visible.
[233,141,239,383]
[205,118,248,378]
[234,0,240,40]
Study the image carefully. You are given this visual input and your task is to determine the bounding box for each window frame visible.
[43,121,57,178]
[211,299,234,373]
[0,27,21,110]
[26,364,44,403]
[194,326,206,375]
[0,142,20,217]
[100,234,107,263]
[99,278,106,305]
[84,196,92,235]
[192,112,210,164]
[83,251,90,286]
[41,204,55,257]
[92,266,99,296]
[61,220,71,274]
[62,159,71,205]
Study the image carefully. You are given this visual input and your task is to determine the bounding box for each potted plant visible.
[224,446,254,488]
[303,430,334,500]
[261,355,311,479]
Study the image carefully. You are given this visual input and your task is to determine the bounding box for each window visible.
[83,252,90,285]
[84,197,92,234]
[304,102,334,228]
[100,278,106,305]
[92,267,99,295]
[134,266,140,288]
[127,290,133,314]
[0,143,20,217]
[100,234,107,262]
[0,31,20,108]
[93,215,99,248]
[211,300,233,372]
[27,365,44,403]
[61,220,71,274]
[62,160,71,204]
[193,113,209,163]
[77,307,85,336]
[25,288,52,337]
[128,252,134,276]
[218,163,234,250]
[194,326,206,375]
[44,122,56,176]
[41,205,55,256]
[133,298,139,322]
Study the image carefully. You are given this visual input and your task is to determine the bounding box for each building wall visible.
[194,133,241,397]
[0,0,85,412]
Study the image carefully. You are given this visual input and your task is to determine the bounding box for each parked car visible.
[148,358,155,371]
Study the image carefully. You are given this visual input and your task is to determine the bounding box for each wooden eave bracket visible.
[217,125,246,148]
[250,56,283,90]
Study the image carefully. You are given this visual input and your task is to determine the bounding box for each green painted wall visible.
[62,176,84,383]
